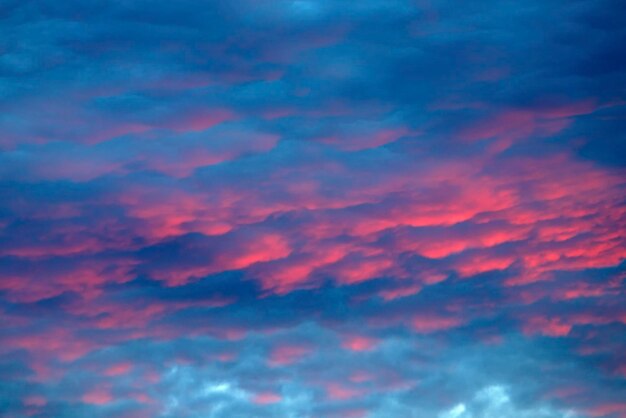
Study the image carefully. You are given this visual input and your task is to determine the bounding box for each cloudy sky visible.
[1,0,625,417]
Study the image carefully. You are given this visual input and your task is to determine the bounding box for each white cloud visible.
[439,385,580,418]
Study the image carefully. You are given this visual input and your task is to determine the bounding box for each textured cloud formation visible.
[438,386,579,418]
[1,0,625,417]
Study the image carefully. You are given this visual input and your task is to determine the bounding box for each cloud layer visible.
[1,0,625,417]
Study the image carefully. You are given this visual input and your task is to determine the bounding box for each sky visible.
[0,0,625,417]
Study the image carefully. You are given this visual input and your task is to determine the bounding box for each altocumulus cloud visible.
[440,386,580,418]
[0,0,625,417]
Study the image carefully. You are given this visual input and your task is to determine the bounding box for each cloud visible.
[1,0,625,417]
[439,386,580,418]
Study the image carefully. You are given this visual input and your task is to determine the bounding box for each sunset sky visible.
[1,1,625,417]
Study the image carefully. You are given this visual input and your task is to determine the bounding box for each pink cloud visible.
[268,344,314,366]
[22,396,47,407]
[460,99,597,143]
[253,392,282,405]
[587,403,626,418]
[378,283,423,301]
[522,317,572,337]
[412,314,463,333]
[164,109,234,132]
[103,362,133,376]
[82,387,113,405]
[325,383,364,401]
[341,335,379,352]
